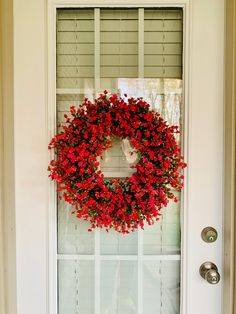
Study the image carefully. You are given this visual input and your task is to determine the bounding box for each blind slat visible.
[57,55,94,66]
[57,78,94,88]
[57,67,94,78]
[101,67,138,78]
[101,43,138,54]
[100,32,138,43]
[144,43,182,55]
[101,20,138,31]
[57,9,94,19]
[144,66,181,78]
[144,19,182,31]
[57,32,94,43]
[144,32,182,43]
[57,20,94,31]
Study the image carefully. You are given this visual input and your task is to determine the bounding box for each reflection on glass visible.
[118,78,182,128]
[143,261,180,314]
[143,191,181,255]
[101,261,138,314]
[100,228,138,255]
[58,201,95,254]
[100,138,137,176]
[58,260,94,314]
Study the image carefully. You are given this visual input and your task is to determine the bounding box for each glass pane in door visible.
[58,260,95,314]
[56,7,183,314]
[143,261,180,314]
[101,261,138,314]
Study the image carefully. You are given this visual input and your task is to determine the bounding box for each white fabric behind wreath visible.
[103,138,138,165]
[121,139,138,164]
[100,138,138,178]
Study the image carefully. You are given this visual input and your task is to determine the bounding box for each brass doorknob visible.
[199,262,220,284]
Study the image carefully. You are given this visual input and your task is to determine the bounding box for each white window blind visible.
[100,9,139,91]
[56,8,182,92]
[57,9,95,90]
[144,9,182,78]
[56,7,183,314]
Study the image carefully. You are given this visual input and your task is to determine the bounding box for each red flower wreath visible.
[48,91,186,233]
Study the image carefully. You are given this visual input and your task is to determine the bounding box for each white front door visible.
[13,1,224,314]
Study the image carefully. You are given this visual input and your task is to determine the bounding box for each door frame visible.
[224,0,236,312]
[1,0,234,314]
[0,0,16,314]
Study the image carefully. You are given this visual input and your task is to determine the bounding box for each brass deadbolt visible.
[201,227,218,243]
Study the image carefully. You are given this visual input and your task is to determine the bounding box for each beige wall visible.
[0,0,17,313]
[224,0,236,313]
[0,2,5,312]
[0,0,235,313]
